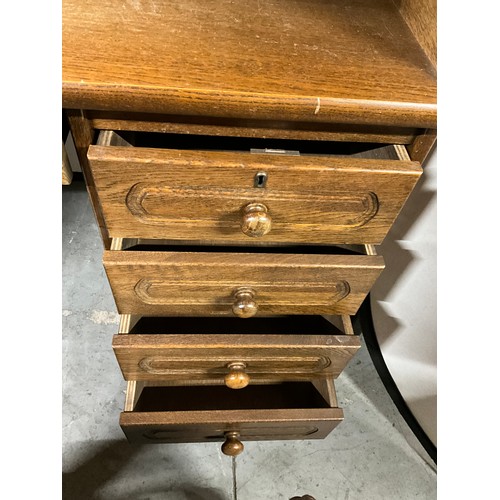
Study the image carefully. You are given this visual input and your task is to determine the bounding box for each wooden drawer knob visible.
[232,288,258,318]
[221,431,244,456]
[224,362,250,389]
[240,202,272,237]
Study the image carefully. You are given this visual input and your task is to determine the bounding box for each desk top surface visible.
[62,0,437,128]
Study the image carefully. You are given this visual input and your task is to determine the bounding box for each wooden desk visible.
[63,0,436,455]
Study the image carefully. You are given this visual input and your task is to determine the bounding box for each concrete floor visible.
[62,180,437,500]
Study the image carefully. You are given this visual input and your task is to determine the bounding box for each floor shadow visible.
[365,303,402,348]
[340,335,400,426]
[344,300,436,464]
[63,441,136,499]
[366,159,436,341]
[373,159,436,302]
[371,239,418,303]
[386,166,436,242]
[174,487,228,500]
[116,486,228,500]
[62,441,228,500]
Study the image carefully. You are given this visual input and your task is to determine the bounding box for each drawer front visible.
[88,145,421,245]
[113,322,361,383]
[121,409,343,444]
[120,381,343,446]
[103,251,384,316]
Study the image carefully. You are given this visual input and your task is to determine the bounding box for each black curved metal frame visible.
[353,296,437,464]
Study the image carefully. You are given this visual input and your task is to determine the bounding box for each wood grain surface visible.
[62,0,436,127]
[88,144,422,245]
[66,109,111,248]
[120,381,343,444]
[103,250,384,316]
[113,332,361,382]
[398,0,437,69]
[407,128,437,165]
[120,408,344,444]
[88,111,420,145]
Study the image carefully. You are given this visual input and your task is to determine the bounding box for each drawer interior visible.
[126,315,345,336]
[133,382,331,412]
[120,240,369,254]
[120,378,343,445]
[98,129,403,160]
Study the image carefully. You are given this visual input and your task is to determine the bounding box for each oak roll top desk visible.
[63,0,436,456]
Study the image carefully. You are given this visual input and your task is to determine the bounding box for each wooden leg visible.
[62,140,73,185]
[65,109,111,249]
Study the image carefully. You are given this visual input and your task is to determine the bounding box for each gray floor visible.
[62,181,437,500]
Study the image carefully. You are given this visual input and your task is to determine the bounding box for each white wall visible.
[370,146,437,446]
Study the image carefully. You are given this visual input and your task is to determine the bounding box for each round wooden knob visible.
[240,202,272,237]
[232,288,258,318]
[221,431,244,456]
[224,362,250,389]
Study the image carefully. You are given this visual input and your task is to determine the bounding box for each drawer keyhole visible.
[254,172,267,188]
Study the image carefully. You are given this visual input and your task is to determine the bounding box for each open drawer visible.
[103,241,384,317]
[88,130,422,245]
[113,315,360,386]
[120,378,343,455]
